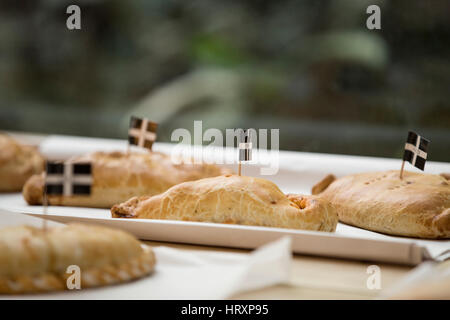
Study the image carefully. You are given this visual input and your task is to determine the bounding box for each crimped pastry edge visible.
[0,246,156,295]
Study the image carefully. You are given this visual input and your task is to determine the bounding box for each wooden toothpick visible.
[238,162,242,176]
[42,173,48,231]
[399,160,405,180]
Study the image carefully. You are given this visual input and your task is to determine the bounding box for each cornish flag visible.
[128,116,158,150]
[403,131,429,170]
[238,129,252,162]
[45,162,92,196]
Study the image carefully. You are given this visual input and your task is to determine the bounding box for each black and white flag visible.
[238,129,252,162]
[128,116,158,150]
[45,162,92,196]
[403,131,429,171]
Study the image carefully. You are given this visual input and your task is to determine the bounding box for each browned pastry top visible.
[316,170,450,239]
[0,134,44,192]
[23,151,232,208]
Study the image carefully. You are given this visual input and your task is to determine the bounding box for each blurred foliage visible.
[0,0,449,160]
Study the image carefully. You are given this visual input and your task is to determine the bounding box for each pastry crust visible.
[23,151,232,208]
[311,174,336,195]
[0,223,156,294]
[111,175,338,232]
[0,134,44,192]
[316,170,450,239]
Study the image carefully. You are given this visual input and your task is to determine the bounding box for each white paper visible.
[336,223,449,261]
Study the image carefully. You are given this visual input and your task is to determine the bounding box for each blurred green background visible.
[0,0,449,161]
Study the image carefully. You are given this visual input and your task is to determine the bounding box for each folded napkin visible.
[149,237,292,299]
[380,261,450,299]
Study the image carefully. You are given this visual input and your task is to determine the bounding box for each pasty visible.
[23,151,232,208]
[0,223,155,294]
[0,134,44,192]
[112,174,338,232]
[312,170,450,239]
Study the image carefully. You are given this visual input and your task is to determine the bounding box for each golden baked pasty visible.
[23,151,232,208]
[312,170,450,239]
[0,134,44,192]
[0,223,155,294]
[111,175,338,232]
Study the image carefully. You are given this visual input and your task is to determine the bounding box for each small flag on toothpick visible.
[239,129,252,161]
[45,162,93,196]
[128,116,158,151]
[42,161,92,230]
[400,131,429,179]
[237,129,252,176]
